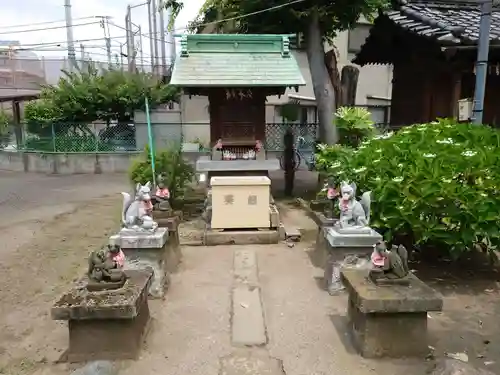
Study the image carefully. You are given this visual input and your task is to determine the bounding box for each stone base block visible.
[67,299,150,362]
[325,227,382,248]
[342,269,443,358]
[323,246,373,293]
[123,248,169,299]
[114,228,168,249]
[203,228,279,246]
[269,204,280,228]
[347,297,428,358]
[152,210,173,221]
[111,228,179,299]
[51,270,152,362]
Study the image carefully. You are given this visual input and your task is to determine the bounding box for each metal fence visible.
[1,117,398,154]
[1,122,322,153]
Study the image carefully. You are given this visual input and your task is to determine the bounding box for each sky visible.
[0,0,205,65]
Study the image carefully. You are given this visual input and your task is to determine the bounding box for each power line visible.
[179,0,307,31]
[0,21,101,36]
[0,16,105,30]
[9,1,305,53]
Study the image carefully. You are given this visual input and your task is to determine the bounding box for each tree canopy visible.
[188,0,390,144]
[24,65,180,136]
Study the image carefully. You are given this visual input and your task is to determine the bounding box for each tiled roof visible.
[170,34,305,87]
[386,0,500,43]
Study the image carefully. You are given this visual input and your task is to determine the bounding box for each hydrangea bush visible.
[316,119,500,257]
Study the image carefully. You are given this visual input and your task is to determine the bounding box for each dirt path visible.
[0,196,122,375]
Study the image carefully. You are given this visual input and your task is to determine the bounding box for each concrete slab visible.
[232,286,267,347]
[234,249,259,287]
[220,350,284,375]
[204,229,279,246]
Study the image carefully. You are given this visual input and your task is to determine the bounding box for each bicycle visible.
[279,136,316,171]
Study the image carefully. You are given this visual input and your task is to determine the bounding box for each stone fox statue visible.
[121,182,158,232]
[338,181,371,228]
[370,241,409,280]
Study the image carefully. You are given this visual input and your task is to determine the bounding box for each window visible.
[348,23,372,54]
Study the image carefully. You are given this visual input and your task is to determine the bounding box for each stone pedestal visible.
[341,269,443,358]
[51,270,153,362]
[319,227,382,294]
[110,228,180,299]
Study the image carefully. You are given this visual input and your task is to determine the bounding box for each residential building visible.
[0,41,46,112]
[354,0,500,127]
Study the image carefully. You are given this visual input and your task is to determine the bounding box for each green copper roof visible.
[170,34,306,87]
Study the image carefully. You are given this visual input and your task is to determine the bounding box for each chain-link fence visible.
[1,122,322,153]
[265,122,319,151]
[1,119,407,154]
[19,123,138,152]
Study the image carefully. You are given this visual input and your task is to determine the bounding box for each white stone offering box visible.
[210,176,271,229]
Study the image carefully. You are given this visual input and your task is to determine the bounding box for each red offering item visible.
[111,249,126,268]
[156,187,170,199]
[327,187,338,199]
[371,250,385,267]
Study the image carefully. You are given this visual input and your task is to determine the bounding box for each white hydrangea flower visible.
[354,166,367,173]
[393,177,403,182]
[461,150,477,157]
[436,138,454,144]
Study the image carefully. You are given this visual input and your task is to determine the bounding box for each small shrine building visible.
[170,34,305,177]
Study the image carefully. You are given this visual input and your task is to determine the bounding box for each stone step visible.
[220,350,285,375]
[231,286,267,347]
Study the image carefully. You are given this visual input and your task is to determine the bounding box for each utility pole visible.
[105,18,112,66]
[64,0,77,72]
[471,0,493,124]
[166,6,176,69]
[137,25,144,72]
[159,1,167,76]
[152,0,160,74]
[125,5,135,72]
[147,0,155,73]
[80,44,86,71]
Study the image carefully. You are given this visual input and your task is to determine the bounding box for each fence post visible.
[51,123,56,152]
[95,124,99,153]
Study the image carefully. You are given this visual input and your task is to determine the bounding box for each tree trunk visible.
[324,49,342,108]
[306,9,338,145]
[340,65,360,106]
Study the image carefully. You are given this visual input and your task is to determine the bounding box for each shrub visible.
[335,106,377,147]
[317,118,500,257]
[129,143,195,203]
